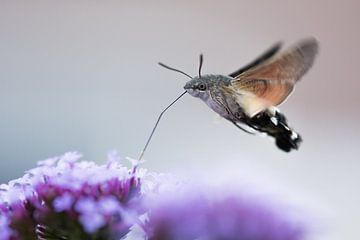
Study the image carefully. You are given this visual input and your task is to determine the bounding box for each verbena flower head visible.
[0,151,144,240]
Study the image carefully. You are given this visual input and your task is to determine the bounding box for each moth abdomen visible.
[246,110,302,152]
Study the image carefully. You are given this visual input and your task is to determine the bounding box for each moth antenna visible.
[158,62,192,79]
[198,54,204,78]
[139,91,187,160]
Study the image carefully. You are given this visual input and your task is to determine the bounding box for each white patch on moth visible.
[268,106,279,116]
[185,89,197,97]
[291,131,298,140]
[234,91,270,117]
[270,117,278,125]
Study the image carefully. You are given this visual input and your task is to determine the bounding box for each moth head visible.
[158,54,206,98]
[183,77,208,97]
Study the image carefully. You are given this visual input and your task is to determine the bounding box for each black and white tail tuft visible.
[274,124,302,152]
[246,109,302,152]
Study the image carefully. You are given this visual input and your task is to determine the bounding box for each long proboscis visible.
[138,91,187,160]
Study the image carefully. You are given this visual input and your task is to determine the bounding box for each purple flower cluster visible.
[0,152,310,240]
[0,152,144,240]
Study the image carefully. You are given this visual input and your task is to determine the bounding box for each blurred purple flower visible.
[145,193,306,240]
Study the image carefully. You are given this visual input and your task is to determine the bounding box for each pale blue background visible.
[1,1,359,239]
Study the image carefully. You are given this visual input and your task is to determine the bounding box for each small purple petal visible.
[53,193,75,212]
[0,215,12,239]
[37,157,59,167]
[107,150,122,167]
[60,152,83,164]
[98,196,121,215]
[79,212,106,233]
[75,197,98,215]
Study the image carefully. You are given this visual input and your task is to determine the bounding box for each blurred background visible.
[0,1,359,239]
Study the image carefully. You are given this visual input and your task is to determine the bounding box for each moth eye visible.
[198,83,206,91]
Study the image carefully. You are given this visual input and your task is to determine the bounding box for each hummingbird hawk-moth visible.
[139,38,318,159]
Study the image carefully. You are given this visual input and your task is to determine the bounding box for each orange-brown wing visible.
[231,38,318,113]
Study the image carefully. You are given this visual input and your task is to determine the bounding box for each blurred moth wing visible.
[229,41,283,78]
[228,38,319,117]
